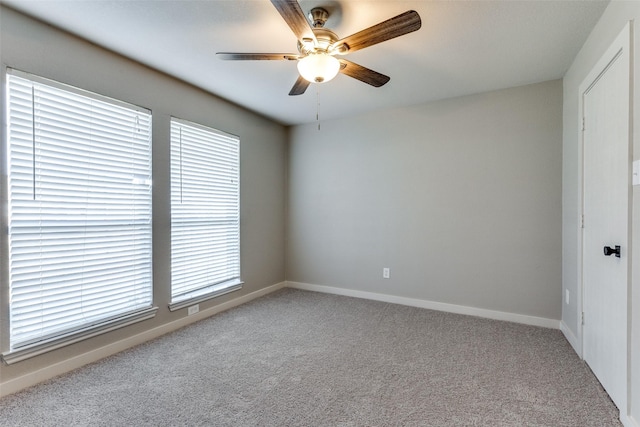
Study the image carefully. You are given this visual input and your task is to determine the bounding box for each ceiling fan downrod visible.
[308,7,329,28]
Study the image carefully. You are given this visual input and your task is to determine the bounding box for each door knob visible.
[603,245,621,258]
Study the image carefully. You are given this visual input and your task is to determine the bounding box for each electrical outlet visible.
[188,304,199,315]
[383,268,390,279]
[565,290,570,305]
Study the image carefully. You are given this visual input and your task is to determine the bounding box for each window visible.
[4,69,155,363]
[169,118,241,310]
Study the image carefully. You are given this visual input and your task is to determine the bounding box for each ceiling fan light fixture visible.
[297,53,340,83]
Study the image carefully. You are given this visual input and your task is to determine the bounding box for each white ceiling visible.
[3,0,609,126]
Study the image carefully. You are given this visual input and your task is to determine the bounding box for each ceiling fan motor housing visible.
[297,8,348,55]
[298,27,339,55]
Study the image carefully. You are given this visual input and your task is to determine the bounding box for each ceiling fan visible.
[217,0,422,96]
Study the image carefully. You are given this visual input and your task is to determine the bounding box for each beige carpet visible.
[0,288,621,426]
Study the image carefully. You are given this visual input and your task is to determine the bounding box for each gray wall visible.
[287,80,563,320]
[562,1,640,422]
[0,7,287,384]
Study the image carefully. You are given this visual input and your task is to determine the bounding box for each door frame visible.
[577,21,632,417]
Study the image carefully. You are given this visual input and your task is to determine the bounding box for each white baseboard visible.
[0,281,287,398]
[622,414,639,427]
[286,281,560,329]
[559,320,582,357]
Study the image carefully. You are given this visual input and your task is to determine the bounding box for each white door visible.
[582,24,630,414]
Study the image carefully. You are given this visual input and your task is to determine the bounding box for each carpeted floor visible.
[0,288,621,426]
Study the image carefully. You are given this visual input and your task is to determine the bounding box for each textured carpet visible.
[0,288,621,426]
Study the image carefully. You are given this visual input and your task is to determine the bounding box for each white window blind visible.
[5,69,155,358]
[170,118,241,309]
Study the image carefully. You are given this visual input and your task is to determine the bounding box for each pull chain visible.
[316,85,321,131]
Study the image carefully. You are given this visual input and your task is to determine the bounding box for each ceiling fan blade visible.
[271,0,317,46]
[289,75,310,96]
[339,59,390,87]
[331,10,421,54]
[217,53,299,61]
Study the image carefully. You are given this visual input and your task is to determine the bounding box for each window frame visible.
[2,68,157,364]
[168,117,242,311]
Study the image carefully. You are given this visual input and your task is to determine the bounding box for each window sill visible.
[169,279,243,312]
[2,306,159,365]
